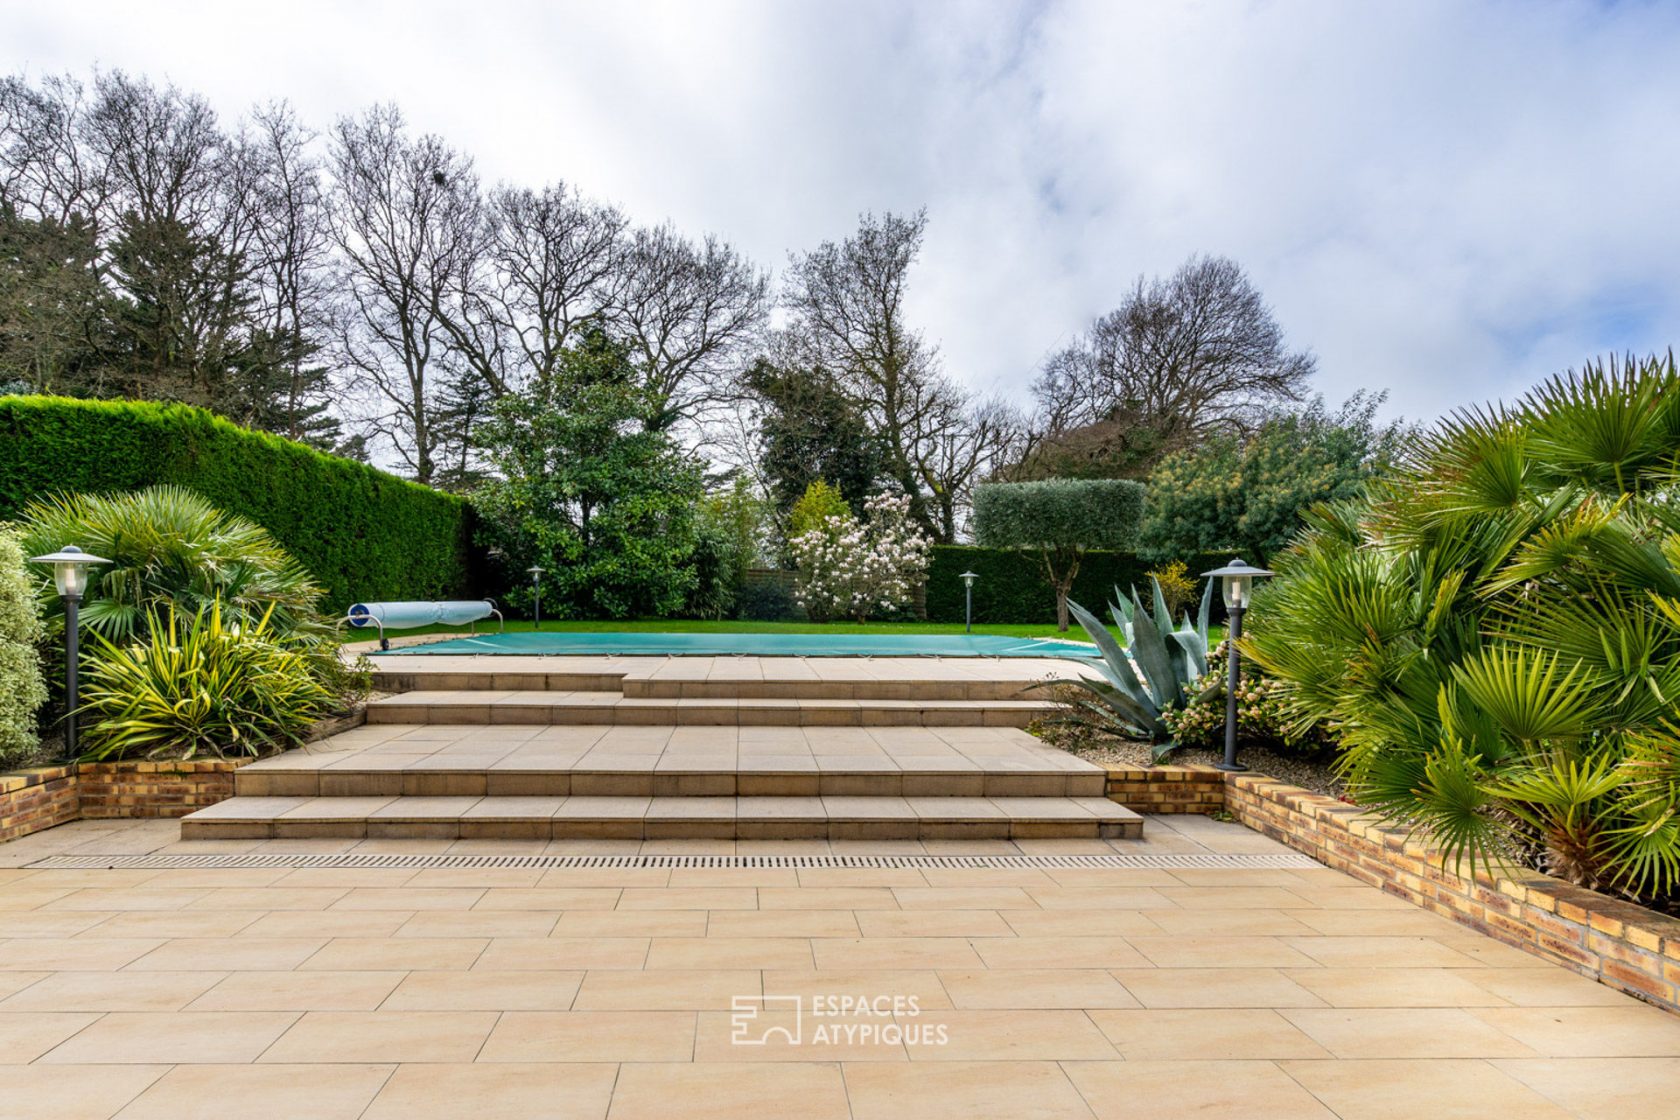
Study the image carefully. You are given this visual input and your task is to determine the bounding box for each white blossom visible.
[789,493,931,623]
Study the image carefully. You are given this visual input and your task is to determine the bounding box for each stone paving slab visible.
[0,817,1676,1117]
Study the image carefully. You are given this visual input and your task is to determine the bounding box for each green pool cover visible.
[376,632,1099,658]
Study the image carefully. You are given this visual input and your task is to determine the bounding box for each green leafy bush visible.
[973,479,1146,630]
[1159,644,1333,756]
[79,602,332,761]
[924,546,1229,625]
[0,396,475,610]
[787,480,852,540]
[1246,355,1680,903]
[0,528,47,769]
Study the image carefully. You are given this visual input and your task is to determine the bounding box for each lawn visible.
[379,617,1227,644]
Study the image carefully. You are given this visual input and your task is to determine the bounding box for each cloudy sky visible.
[7,0,1675,423]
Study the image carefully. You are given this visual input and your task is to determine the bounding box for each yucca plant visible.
[78,601,332,761]
[1039,576,1215,760]
[1247,353,1680,903]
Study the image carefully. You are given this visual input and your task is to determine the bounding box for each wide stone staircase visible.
[181,660,1141,842]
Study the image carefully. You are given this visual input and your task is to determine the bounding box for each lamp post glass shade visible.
[29,545,111,598]
[1201,558,1274,611]
[959,571,978,634]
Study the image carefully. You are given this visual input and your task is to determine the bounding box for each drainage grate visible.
[24,851,1319,871]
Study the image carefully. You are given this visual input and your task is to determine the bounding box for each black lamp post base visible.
[1214,760,1249,772]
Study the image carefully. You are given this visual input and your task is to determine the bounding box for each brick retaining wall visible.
[1104,764,1225,813]
[0,766,80,842]
[76,760,247,819]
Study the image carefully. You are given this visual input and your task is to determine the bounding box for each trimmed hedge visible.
[0,396,475,611]
[926,545,1232,625]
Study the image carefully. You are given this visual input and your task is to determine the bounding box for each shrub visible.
[0,395,474,610]
[737,577,799,621]
[0,528,46,769]
[1246,354,1680,903]
[787,480,851,540]
[1147,560,1196,618]
[790,493,930,623]
[1159,644,1333,756]
[78,602,332,761]
[924,545,1230,625]
[17,485,329,645]
[973,479,1145,630]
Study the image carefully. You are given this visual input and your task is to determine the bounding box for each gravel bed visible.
[1034,723,1347,800]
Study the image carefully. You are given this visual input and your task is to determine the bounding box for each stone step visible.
[370,671,624,694]
[364,692,1056,728]
[181,794,1143,841]
[235,763,1105,800]
[368,670,1047,702]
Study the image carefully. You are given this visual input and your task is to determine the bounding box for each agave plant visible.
[1040,576,1215,761]
[1246,353,1680,902]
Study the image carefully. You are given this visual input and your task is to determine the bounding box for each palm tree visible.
[1247,354,1680,902]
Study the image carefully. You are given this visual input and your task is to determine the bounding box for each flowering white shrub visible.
[789,493,931,623]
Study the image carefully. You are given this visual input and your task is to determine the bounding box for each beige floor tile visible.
[905,1008,1118,1061]
[1088,1008,1331,1059]
[1283,966,1512,1008]
[1280,1057,1577,1120]
[762,969,954,1009]
[844,1059,1094,1119]
[1065,1058,1338,1119]
[382,968,583,1011]
[891,886,1037,909]
[130,937,327,971]
[1471,1005,1680,1056]
[1126,935,1319,968]
[0,937,165,970]
[1110,967,1327,1009]
[332,887,486,910]
[971,936,1150,970]
[395,910,559,938]
[188,970,404,1011]
[298,937,487,970]
[644,936,814,969]
[477,1010,696,1061]
[702,909,860,938]
[550,910,708,937]
[2,1064,167,1120]
[997,909,1163,937]
[4,969,225,1012]
[260,1010,499,1062]
[572,968,760,1009]
[937,968,1140,1009]
[1285,934,1487,969]
[759,886,900,909]
[813,936,985,970]
[1493,1057,1680,1119]
[617,887,757,909]
[361,1062,617,1120]
[474,937,649,970]
[40,1010,298,1063]
[238,910,413,938]
[605,1062,849,1120]
[855,910,1014,938]
[76,910,263,938]
[474,887,622,910]
[1136,907,1318,936]
[1282,1007,1539,1058]
[0,1009,103,1061]
[1459,967,1633,1006]
[112,1063,393,1120]
[1021,887,1173,910]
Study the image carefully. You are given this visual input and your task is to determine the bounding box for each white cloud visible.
[8,0,1676,423]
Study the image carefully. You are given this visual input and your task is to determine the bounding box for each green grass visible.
[376,617,1227,644]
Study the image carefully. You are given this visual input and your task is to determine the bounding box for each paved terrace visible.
[0,818,1675,1118]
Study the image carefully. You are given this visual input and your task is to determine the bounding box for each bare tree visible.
[782,209,1014,542]
[328,105,481,484]
[1029,254,1314,477]
[614,223,768,431]
[434,181,623,398]
[0,73,109,227]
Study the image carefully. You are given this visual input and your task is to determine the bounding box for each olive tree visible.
[973,479,1144,631]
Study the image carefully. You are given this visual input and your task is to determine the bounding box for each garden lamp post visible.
[960,571,978,634]
[29,545,110,761]
[528,566,545,631]
[1201,558,1274,773]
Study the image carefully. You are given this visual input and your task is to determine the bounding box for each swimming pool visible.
[376,631,1100,659]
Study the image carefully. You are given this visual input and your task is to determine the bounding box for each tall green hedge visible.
[926,545,1232,625]
[0,396,475,611]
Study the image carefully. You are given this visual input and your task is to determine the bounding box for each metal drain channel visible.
[25,851,1319,871]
